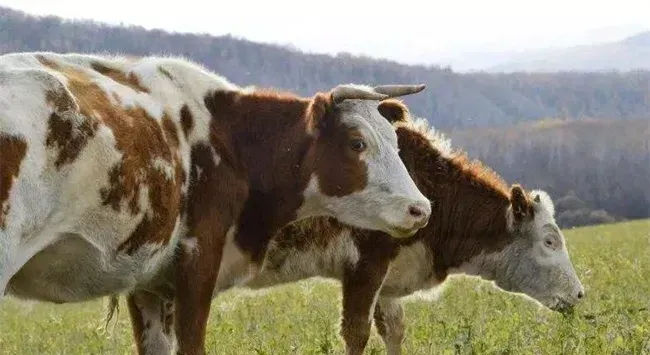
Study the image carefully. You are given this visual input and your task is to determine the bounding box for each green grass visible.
[1,219,649,354]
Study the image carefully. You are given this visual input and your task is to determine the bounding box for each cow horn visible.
[331,85,388,104]
[373,84,426,97]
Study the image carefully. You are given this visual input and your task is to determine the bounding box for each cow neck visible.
[202,89,317,262]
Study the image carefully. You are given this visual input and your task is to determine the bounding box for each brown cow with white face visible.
[0,51,431,354]
[121,113,585,355]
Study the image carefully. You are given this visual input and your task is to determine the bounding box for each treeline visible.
[450,119,650,227]
[1,6,650,130]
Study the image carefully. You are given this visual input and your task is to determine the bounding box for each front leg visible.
[373,297,405,355]
[175,144,249,355]
[340,256,390,355]
[173,234,225,355]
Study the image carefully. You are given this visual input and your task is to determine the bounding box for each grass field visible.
[1,219,649,355]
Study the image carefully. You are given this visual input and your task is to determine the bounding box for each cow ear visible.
[510,184,533,222]
[307,93,335,134]
[378,99,409,123]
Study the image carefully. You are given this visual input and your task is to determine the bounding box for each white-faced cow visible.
[119,112,585,355]
[0,51,432,354]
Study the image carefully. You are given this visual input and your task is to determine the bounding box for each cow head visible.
[486,186,585,313]
[299,84,431,239]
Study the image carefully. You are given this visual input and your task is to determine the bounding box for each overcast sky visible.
[2,0,648,66]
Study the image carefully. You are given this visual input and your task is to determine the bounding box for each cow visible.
[0,51,433,355]
[119,113,586,355]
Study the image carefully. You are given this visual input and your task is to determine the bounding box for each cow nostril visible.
[577,291,584,299]
[408,206,424,218]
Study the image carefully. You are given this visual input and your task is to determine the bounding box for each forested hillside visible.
[450,118,650,227]
[0,6,648,227]
[1,6,650,130]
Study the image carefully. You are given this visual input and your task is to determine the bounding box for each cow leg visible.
[127,290,174,355]
[173,235,225,355]
[340,260,390,355]
[373,297,405,355]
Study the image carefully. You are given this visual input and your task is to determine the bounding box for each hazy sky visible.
[2,0,648,66]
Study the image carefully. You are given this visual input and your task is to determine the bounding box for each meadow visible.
[1,219,648,355]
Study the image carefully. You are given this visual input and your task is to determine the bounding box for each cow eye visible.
[350,138,367,152]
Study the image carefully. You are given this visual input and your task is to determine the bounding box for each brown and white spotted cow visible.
[122,113,585,355]
[0,51,433,354]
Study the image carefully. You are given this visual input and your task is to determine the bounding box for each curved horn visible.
[331,85,388,104]
[373,84,426,97]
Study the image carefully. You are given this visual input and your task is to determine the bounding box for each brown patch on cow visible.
[46,111,99,169]
[35,54,60,69]
[0,135,28,229]
[179,104,194,138]
[162,114,180,149]
[393,124,516,280]
[45,89,77,112]
[90,62,150,93]
[37,55,184,253]
[308,94,368,197]
[41,66,99,170]
[107,112,184,254]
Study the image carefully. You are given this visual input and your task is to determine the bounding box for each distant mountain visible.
[0,6,649,130]
[484,32,650,73]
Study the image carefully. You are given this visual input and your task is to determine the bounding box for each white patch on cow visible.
[210,145,221,167]
[286,230,360,278]
[379,242,438,298]
[151,157,175,181]
[241,229,360,292]
[179,237,198,255]
[214,225,258,293]
[531,189,555,217]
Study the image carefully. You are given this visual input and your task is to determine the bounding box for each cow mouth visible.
[550,298,576,315]
[386,225,419,239]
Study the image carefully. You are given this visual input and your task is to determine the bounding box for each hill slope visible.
[487,32,650,73]
[0,6,649,129]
